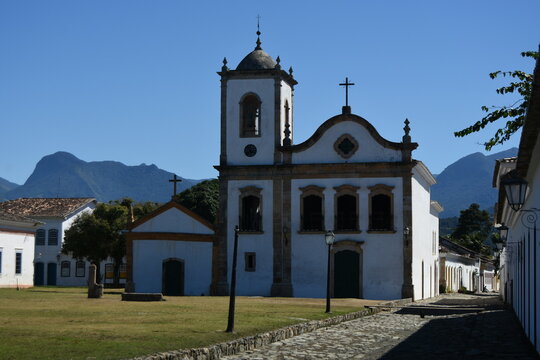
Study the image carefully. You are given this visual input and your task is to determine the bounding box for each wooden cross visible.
[339,77,355,107]
[169,174,182,197]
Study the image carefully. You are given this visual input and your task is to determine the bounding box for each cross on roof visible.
[339,77,355,107]
[168,174,182,197]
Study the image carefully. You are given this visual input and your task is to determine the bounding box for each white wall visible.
[227,180,274,295]
[441,254,478,292]
[133,240,212,295]
[411,169,439,300]
[0,230,35,287]
[226,78,276,165]
[292,121,402,164]
[291,177,403,300]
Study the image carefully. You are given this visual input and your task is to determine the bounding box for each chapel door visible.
[34,262,44,286]
[162,259,184,296]
[334,250,360,298]
[47,262,57,285]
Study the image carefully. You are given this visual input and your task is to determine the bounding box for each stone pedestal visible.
[88,264,103,299]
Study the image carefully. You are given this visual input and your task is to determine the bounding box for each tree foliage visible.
[454,51,538,150]
[173,179,219,224]
[62,199,160,284]
[450,203,492,255]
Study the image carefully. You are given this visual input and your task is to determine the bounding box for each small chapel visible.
[127,30,441,301]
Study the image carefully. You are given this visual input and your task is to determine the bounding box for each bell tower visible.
[218,29,297,166]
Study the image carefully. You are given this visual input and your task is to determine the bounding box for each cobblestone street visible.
[222,294,539,360]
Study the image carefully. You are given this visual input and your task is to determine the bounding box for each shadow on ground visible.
[380,295,539,359]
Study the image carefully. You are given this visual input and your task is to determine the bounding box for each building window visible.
[119,263,127,279]
[240,93,261,137]
[105,263,114,281]
[300,185,325,232]
[334,185,360,231]
[334,134,359,159]
[36,229,45,246]
[239,186,262,232]
[61,261,71,277]
[368,184,394,231]
[244,252,256,272]
[75,261,86,277]
[48,229,59,246]
[15,251,22,274]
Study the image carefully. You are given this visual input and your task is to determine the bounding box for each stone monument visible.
[87,264,104,298]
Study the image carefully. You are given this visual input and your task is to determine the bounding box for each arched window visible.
[368,184,394,231]
[36,229,45,246]
[61,261,70,277]
[239,186,262,232]
[48,229,58,246]
[300,185,325,232]
[75,261,86,277]
[240,94,261,137]
[334,185,359,231]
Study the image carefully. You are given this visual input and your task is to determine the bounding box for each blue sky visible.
[1,1,538,184]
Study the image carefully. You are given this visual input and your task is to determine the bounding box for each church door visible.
[47,262,57,285]
[334,250,360,298]
[34,262,44,286]
[162,259,184,296]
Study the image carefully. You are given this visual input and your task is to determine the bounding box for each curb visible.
[132,297,413,360]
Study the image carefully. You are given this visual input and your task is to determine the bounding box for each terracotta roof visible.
[0,198,96,218]
[0,210,40,225]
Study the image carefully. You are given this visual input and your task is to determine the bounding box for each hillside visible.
[431,147,518,217]
[4,152,200,203]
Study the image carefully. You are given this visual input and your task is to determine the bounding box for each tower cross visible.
[168,174,182,197]
[339,77,355,107]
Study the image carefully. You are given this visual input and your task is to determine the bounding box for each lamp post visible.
[226,226,240,333]
[403,226,410,247]
[325,230,335,313]
[500,170,528,211]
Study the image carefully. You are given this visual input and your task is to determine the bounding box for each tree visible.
[454,51,538,150]
[173,179,219,224]
[450,203,492,255]
[63,199,160,285]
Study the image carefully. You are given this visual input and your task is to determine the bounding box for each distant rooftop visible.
[0,198,96,218]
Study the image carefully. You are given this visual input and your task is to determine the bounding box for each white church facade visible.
[128,32,441,300]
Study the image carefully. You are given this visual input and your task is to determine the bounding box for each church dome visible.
[236,49,277,71]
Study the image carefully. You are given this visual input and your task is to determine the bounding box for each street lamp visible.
[403,226,410,247]
[500,170,528,211]
[226,226,240,333]
[325,230,335,313]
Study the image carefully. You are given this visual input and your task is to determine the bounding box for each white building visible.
[0,211,41,288]
[0,198,96,286]
[211,32,440,300]
[125,201,216,295]
[439,236,495,293]
[494,52,540,353]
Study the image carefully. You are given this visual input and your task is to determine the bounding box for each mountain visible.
[431,147,518,217]
[4,152,201,203]
[0,177,20,200]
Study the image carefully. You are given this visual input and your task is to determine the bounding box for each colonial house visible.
[0,198,97,286]
[0,211,41,288]
[494,49,540,353]
[439,236,495,293]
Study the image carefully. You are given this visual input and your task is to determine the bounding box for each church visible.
[127,30,441,301]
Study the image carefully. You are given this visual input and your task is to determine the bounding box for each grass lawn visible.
[0,287,380,360]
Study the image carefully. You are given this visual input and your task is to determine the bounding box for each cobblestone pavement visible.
[222,293,539,360]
